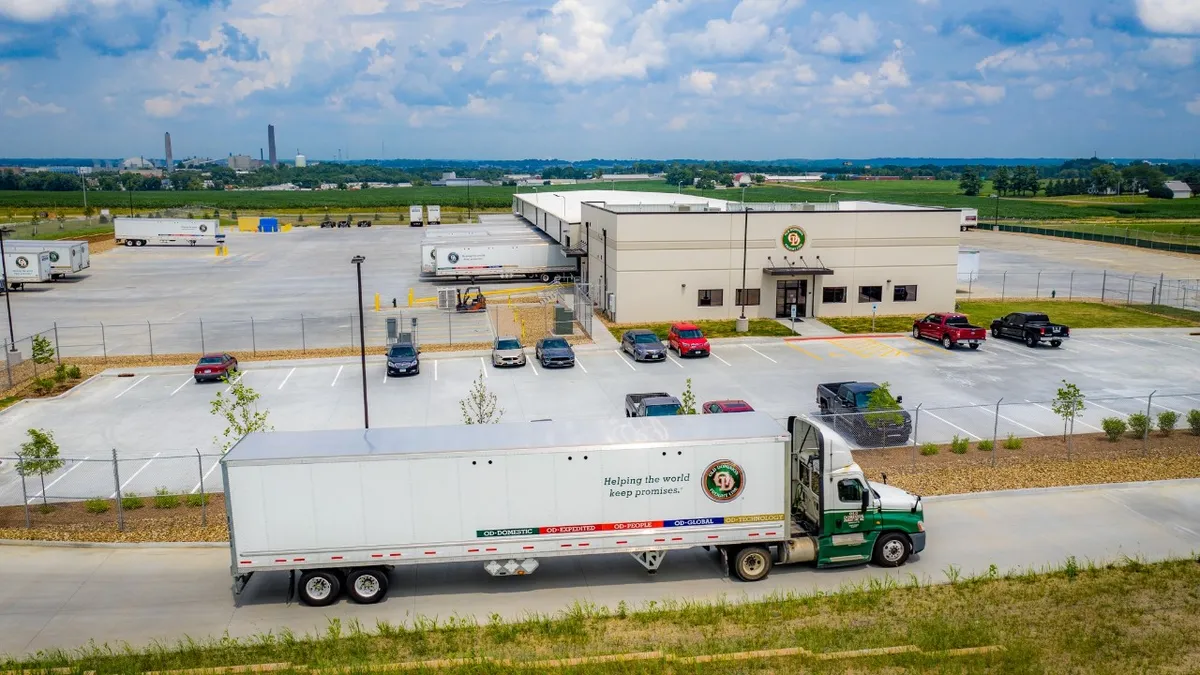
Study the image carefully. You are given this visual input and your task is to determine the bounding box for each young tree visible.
[959,168,983,196]
[864,382,905,446]
[210,375,273,453]
[991,166,1011,196]
[592,168,604,180]
[1051,380,1086,456]
[17,428,65,508]
[460,370,504,424]
[678,378,697,415]
[1090,164,1120,194]
[31,334,55,365]
[751,173,766,185]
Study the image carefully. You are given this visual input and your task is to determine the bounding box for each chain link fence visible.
[958,269,1200,311]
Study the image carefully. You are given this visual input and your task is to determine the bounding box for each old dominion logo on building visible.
[782,227,806,251]
[702,459,745,503]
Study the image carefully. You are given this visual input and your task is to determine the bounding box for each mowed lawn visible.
[606,318,794,341]
[820,300,1198,334]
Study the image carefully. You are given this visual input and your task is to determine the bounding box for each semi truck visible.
[409,205,424,227]
[4,240,90,278]
[114,218,224,247]
[960,208,979,231]
[428,240,576,282]
[2,251,52,290]
[221,413,926,606]
[428,205,442,225]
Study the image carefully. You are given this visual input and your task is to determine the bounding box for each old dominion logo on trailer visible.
[702,459,745,503]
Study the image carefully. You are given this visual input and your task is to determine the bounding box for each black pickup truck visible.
[625,392,683,418]
[816,381,912,447]
[990,312,1069,348]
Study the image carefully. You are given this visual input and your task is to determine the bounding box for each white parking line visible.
[985,341,1039,361]
[1095,336,1143,348]
[223,372,246,393]
[1132,336,1197,351]
[711,352,731,366]
[1184,395,1200,405]
[331,365,343,387]
[1024,400,1102,432]
[279,367,296,390]
[114,375,149,399]
[434,360,439,381]
[967,401,1045,436]
[922,410,982,440]
[112,452,161,498]
[1090,401,1134,417]
[575,358,588,374]
[28,456,89,503]
[1069,339,1117,352]
[667,354,683,369]
[530,361,540,376]
[192,459,223,494]
[745,345,777,363]
[480,357,489,377]
[1150,400,1183,414]
[170,377,192,396]
[615,349,637,371]
[382,367,388,384]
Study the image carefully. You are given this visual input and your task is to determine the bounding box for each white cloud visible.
[666,114,689,130]
[730,0,803,23]
[683,0,800,59]
[1135,0,1200,35]
[868,102,897,115]
[0,0,73,23]
[876,51,909,87]
[5,95,65,117]
[682,69,718,94]
[813,12,879,58]
[975,42,1105,75]
[1032,83,1056,99]
[144,96,184,118]
[1187,96,1200,116]
[1140,38,1199,68]
[794,63,817,84]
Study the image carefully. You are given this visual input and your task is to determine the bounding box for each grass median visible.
[820,300,1199,334]
[606,318,794,341]
[4,557,1198,673]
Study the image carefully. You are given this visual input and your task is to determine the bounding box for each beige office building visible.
[512,190,960,324]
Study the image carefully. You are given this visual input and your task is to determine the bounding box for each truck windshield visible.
[634,333,661,344]
[677,329,703,339]
[388,346,415,358]
[542,339,569,349]
[853,392,871,408]
[645,405,682,416]
[945,316,970,326]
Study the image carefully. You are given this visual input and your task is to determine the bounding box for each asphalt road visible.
[2,328,1199,506]
[1,479,1197,657]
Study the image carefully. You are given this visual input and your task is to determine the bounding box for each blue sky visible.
[1,0,1198,160]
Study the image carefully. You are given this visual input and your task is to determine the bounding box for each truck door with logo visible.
[818,474,879,566]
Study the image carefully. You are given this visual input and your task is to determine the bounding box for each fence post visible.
[100,322,107,362]
[1068,414,1075,461]
[251,317,257,356]
[21,471,30,529]
[1068,271,1074,300]
[112,448,125,532]
[967,274,973,300]
[1126,275,1134,305]
[1143,391,1154,455]
[1001,271,1007,300]
[53,322,61,364]
[349,315,354,347]
[301,314,306,354]
[200,319,205,354]
[1101,270,1107,302]
[197,449,206,527]
[148,322,154,361]
[4,339,12,389]
[1158,273,1165,307]
[913,404,921,447]
[992,398,1002,467]
[448,309,453,345]
[1035,272,1041,299]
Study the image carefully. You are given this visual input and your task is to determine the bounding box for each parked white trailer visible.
[222,414,926,606]
[114,218,224,247]
[960,208,979,231]
[4,240,90,278]
[2,251,52,290]
[420,230,546,274]
[409,205,424,227]
[427,205,441,225]
[431,239,576,281]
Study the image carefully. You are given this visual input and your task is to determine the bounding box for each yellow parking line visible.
[829,341,870,358]
[786,343,823,360]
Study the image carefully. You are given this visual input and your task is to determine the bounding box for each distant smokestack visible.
[268,124,277,167]
[164,132,173,173]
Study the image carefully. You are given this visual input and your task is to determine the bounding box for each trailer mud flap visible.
[233,572,254,608]
[286,570,296,606]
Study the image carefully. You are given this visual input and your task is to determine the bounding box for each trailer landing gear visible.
[631,550,666,575]
[484,559,540,577]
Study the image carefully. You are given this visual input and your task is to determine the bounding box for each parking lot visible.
[2,327,1198,506]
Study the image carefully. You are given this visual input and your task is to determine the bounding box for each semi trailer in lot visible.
[428,205,441,225]
[420,230,545,274]
[2,251,52,290]
[960,208,979,231]
[114,218,224,247]
[222,414,926,606]
[409,205,423,227]
[428,239,576,281]
[4,240,90,278]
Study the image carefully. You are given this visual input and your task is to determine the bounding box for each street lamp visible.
[0,226,16,351]
[351,255,369,429]
[828,193,836,203]
[990,193,1000,228]
[739,207,752,324]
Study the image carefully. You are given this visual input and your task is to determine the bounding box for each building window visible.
[698,289,724,307]
[858,286,883,303]
[735,288,760,305]
[822,287,847,303]
[893,284,918,302]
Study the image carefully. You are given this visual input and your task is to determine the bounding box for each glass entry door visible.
[775,279,807,318]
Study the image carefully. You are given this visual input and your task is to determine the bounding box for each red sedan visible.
[194,353,238,383]
[668,322,711,357]
[702,400,754,414]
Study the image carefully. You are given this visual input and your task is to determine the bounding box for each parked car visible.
[194,353,238,383]
[535,337,575,368]
[912,312,987,350]
[668,322,710,358]
[386,342,420,376]
[702,400,754,414]
[621,329,667,362]
[990,312,1069,348]
[816,381,911,447]
[491,336,527,367]
[625,392,683,417]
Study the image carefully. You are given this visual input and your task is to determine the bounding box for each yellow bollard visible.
[374,293,380,312]
[407,288,414,307]
[215,246,221,257]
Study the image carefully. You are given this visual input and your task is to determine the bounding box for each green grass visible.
[607,318,794,341]
[821,301,1198,334]
[4,557,1198,674]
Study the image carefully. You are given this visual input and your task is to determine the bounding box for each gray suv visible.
[621,329,666,362]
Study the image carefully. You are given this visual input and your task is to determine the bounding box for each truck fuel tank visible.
[778,536,818,564]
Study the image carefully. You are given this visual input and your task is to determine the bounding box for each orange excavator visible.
[455,286,487,313]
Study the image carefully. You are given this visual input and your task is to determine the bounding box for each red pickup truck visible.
[913,312,986,350]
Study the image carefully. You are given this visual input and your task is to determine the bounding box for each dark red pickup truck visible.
[913,313,986,350]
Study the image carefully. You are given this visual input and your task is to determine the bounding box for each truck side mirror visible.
[861,489,870,513]
[896,396,903,404]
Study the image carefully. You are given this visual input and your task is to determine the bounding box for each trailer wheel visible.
[124,240,135,247]
[731,546,772,582]
[297,570,341,607]
[346,569,389,604]
[540,273,551,283]
[873,532,910,568]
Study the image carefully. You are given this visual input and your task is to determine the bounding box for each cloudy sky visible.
[1,0,1198,160]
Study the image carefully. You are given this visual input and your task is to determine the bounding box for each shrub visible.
[121,492,144,510]
[185,493,209,508]
[66,365,81,379]
[1127,413,1152,438]
[1101,417,1127,442]
[84,498,110,514]
[98,215,109,224]
[53,363,68,383]
[976,439,994,451]
[1157,410,1178,437]
[919,442,938,456]
[32,377,55,395]
[153,487,180,509]
[950,435,969,454]
[1188,409,1200,436]
[1003,434,1023,450]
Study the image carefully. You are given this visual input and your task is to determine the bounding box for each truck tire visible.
[1025,334,1038,348]
[297,570,341,607]
[731,546,772,582]
[969,343,980,350]
[941,335,953,350]
[872,532,910,567]
[1051,340,1062,348]
[124,240,135,247]
[540,273,551,283]
[345,569,389,604]
[991,327,1000,338]
[912,326,920,340]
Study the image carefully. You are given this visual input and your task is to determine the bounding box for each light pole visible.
[0,227,16,351]
[741,185,747,204]
[990,193,1000,228]
[739,207,751,328]
[351,255,369,429]
[466,176,472,224]
[828,193,836,203]
[79,168,89,213]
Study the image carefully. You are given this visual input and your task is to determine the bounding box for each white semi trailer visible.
[430,239,576,282]
[114,218,224,247]
[4,240,90,278]
[960,208,979,231]
[409,205,424,227]
[222,414,926,606]
[427,205,442,225]
[420,231,546,274]
[2,251,53,290]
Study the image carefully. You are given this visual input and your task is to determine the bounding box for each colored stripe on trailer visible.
[475,514,784,539]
